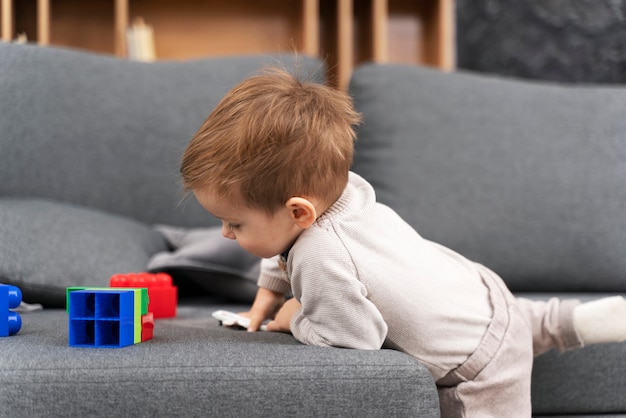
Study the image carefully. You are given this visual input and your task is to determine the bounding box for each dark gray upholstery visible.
[532,343,626,415]
[3,304,439,418]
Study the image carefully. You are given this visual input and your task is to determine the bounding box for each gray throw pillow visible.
[0,199,168,307]
[147,225,260,303]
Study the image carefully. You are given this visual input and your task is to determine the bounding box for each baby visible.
[181,67,626,417]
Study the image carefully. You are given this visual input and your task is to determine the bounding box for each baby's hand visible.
[213,310,261,330]
[265,298,301,333]
[246,287,285,332]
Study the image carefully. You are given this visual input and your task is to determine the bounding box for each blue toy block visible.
[66,286,149,316]
[68,290,136,348]
[1,284,22,337]
[67,287,147,344]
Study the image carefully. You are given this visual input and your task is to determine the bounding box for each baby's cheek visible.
[237,239,259,256]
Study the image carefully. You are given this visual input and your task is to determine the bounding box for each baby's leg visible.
[516,296,626,356]
[438,264,535,417]
[515,297,582,356]
[437,303,534,418]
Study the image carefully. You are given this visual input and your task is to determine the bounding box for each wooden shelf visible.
[128,0,319,60]
[321,0,454,88]
[1,0,454,89]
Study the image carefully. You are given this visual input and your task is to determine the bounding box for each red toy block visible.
[110,272,177,319]
[141,312,154,342]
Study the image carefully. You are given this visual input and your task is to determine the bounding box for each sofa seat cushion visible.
[1,303,440,417]
[532,341,626,415]
[0,198,168,307]
[350,63,626,293]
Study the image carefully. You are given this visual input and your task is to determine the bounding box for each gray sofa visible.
[0,42,624,417]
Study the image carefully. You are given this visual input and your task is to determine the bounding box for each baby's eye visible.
[228,223,241,231]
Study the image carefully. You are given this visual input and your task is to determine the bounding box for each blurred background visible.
[2,0,625,86]
[457,0,626,84]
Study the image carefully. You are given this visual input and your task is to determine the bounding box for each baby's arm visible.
[245,287,285,332]
[264,298,301,332]
[246,256,291,332]
[289,244,388,350]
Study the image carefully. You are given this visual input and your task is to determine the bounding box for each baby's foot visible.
[573,296,626,345]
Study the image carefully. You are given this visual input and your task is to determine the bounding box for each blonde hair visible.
[181,67,361,214]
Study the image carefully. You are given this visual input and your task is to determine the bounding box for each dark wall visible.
[456,0,626,83]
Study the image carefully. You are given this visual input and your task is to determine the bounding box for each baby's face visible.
[194,187,302,259]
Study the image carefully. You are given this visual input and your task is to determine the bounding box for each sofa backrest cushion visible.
[350,63,626,292]
[0,42,324,228]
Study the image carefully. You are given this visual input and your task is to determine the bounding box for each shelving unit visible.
[2,0,50,45]
[1,0,454,89]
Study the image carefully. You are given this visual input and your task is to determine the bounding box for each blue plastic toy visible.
[1,283,22,337]
[67,288,150,348]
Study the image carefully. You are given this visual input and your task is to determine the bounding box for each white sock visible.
[573,296,626,345]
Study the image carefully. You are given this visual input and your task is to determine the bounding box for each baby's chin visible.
[241,246,281,260]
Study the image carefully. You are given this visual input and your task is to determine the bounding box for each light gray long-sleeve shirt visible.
[258,172,493,380]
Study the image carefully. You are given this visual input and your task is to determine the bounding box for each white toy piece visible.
[212,310,267,331]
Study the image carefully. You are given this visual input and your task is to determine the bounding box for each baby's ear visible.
[285,197,317,229]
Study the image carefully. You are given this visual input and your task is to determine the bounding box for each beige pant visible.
[436,265,582,418]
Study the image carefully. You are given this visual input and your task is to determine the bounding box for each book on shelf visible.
[126,17,156,62]
[14,33,28,44]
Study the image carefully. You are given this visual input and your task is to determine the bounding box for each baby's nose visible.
[221,222,236,240]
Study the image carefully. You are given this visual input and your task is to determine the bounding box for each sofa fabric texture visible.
[1,42,625,416]
[3,305,439,418]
